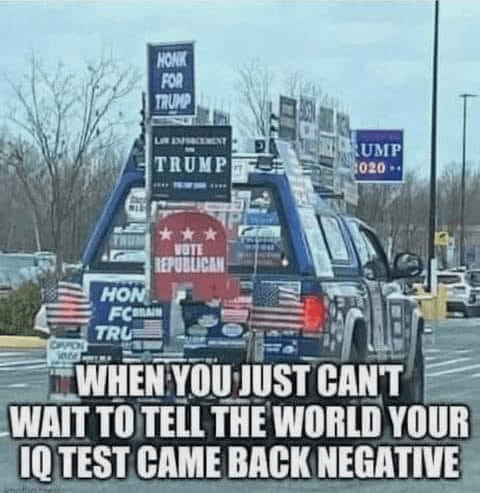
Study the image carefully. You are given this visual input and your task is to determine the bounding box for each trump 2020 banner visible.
[150,125,232,202]
[353,130,404,182]
[147,42,195,117]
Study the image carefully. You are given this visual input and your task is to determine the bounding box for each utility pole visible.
[427,0,439,293]
[459,93,477,267]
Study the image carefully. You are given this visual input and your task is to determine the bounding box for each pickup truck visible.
[44,138,427,412]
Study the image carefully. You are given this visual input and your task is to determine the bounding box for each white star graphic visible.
[182,227,194,241]
[205,227,217,241]
[159,227,172,240]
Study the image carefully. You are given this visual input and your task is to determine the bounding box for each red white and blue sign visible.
[87,281,170,351]
[353,130,403,182]
[153,211,240,302]
[147,42,195,117]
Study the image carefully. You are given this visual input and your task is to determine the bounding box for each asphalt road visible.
[1,317,480,493]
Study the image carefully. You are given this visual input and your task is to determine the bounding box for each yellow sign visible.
[416,285,448,321]
[435,231,450,246]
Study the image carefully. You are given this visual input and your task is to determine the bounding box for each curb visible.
[0,336,47,348]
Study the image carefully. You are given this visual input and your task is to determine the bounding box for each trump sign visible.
[353,130,404,182]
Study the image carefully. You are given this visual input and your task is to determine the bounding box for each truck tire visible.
[385,336,424,406]
[349,323,367,363]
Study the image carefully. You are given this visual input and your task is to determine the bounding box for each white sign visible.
[47,338,87,368]
[299,97,316,140]
[124,187,146,222]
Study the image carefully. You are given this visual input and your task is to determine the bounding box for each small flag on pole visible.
[222,295,252,324]
[46,281,92,327]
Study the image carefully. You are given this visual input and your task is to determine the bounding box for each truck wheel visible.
[348,323,367,363]
[385,336,424,406]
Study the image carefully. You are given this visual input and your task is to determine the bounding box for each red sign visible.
[153,211,240,301]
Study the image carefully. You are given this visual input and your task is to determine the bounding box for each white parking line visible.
[0,359,45,367]
[17,364,47,370]
[427,357,471,369]
[0,431,9,438]
[0,364,47,371]
[425,348,441,353]
[0,352,29,357]
[427,363,480,378]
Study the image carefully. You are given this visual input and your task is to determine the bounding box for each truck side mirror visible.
[392,252,423,278]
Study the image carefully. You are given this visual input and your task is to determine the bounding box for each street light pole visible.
[459,93,477,267]
[427,0,439,293]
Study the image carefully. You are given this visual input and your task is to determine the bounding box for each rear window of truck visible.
[95,185,298,274]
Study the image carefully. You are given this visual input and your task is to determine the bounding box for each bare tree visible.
[284,69,322,100]
[356,169,429,257]
[235,59,275,139]
[1,52,139,269]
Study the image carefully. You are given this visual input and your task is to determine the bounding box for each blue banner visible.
[353,130,403,182]
[147,42,195,117]
[87,281,170,351]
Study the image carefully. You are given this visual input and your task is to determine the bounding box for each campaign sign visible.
[318,106,335,134]
[147,42,195,117]
[181,301,246,360]
[299,97,316,140]
[131,305,165,353]
[354,130,404,182]
[278,95,297,141]
[47,337,87,368]
[153,211,240,301]
[151,125,232,202]
[213,110,230,125]
[87,281,170,350]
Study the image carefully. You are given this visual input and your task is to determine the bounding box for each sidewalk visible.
[0,336,47,348]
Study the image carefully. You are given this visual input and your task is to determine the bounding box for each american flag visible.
[45,281,92,327]
[221,295,252,324]
[250,282,304,331]
[131,318,163,339]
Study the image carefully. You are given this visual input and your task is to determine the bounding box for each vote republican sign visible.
[153,211,240,301]
[353,130,404,182]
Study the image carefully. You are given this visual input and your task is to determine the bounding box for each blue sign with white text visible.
[353,130,403,182]
[87,281,170,351]
[147,42,195,117]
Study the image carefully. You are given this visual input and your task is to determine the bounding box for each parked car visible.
[34,251,57,275]
[0,253,49,283]
[0,268,29,297]
[426,269,480,318]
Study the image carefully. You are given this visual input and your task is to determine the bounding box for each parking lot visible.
[0,316,478,493]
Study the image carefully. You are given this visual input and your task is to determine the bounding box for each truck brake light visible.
[302,296,328,333]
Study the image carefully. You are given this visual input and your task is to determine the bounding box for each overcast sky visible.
[1,0,480,175]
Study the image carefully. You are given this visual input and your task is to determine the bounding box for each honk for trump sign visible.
[153,211,240,301]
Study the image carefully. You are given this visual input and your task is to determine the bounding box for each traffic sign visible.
[434,231,450,246]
